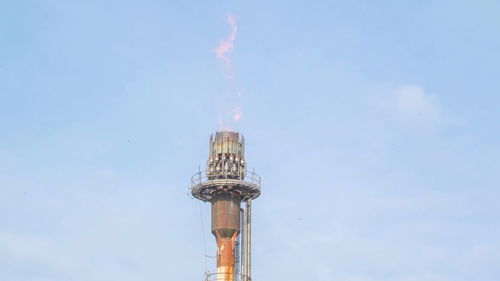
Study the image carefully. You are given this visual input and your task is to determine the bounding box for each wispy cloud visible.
[385,85,442,133]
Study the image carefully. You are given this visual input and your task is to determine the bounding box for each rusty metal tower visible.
[191,131,261,281]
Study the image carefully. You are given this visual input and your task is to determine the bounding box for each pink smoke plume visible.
[215,13,238,77]
[215,13,244,128]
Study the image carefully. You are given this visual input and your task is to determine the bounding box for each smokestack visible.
[192,131,261,281]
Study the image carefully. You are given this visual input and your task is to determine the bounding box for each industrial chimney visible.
[191,131,261,281]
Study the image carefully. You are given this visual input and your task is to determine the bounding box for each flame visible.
[215,13,238,78]
[233,106,242,121]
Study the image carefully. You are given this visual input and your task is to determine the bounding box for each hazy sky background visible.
[1,1,500,281]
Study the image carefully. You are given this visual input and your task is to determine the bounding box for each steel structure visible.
[191,131,261,281]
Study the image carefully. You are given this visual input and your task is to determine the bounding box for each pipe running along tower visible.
[191,131,261,281]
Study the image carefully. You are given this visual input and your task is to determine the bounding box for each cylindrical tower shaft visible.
[212,191,241,281]
[211,191,241,237]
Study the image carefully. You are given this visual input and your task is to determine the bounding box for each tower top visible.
[191,132,261,202]
[208,131,246,180]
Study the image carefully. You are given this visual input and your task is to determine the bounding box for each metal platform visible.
[191,170,261,202]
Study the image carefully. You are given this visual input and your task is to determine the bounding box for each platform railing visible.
[203,272,251,281]
[191,170,261,190]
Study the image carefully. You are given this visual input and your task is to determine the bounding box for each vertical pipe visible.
[246,200,252,281]
[235,233,240,277]
[240,208,246,280]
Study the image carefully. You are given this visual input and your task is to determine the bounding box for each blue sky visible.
[1,1,500,280]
